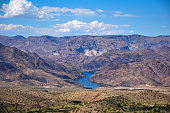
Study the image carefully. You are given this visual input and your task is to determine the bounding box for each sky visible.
[0,0,170,37]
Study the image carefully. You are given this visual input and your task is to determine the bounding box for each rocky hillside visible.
[81,50,142,71]
[81,46,169,71]
[0,43,83,87]
[86,46,170,87]
[90,59,170,87]
[0,35,169,67]
[0,35,169,87]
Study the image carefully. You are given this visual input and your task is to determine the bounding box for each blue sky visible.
[0,0,170,37]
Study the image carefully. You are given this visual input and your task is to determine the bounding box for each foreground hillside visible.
[0,43,83,87]
[0,87,169,112]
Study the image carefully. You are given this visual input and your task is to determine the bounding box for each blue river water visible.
[75,72,100,89]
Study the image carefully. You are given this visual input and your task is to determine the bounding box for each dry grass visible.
[0,86,170,112]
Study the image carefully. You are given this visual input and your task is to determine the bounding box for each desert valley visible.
[0,0,170,112]
[0,34,170,112]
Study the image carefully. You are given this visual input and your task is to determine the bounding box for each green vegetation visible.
[83,95,170,112]
[0,87,170,113]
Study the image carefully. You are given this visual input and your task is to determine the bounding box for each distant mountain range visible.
[0,34,169,87]
[0,43,83,87]
[0,35,169,68]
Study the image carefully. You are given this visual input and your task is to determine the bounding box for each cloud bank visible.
[0,0,134,36]
[0,0,134,19]
[0,0,97,19]
[0,20,132,36]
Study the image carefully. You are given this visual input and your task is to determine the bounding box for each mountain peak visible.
[13,35,25,39]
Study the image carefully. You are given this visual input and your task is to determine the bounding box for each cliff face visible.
[0,43,83,87]
[90,60,170,87]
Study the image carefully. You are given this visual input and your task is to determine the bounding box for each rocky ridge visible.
[0,43,83,87]
[0,34,169,87]
[0,35,169,68]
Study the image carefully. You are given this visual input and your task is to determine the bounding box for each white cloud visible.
[0,20,131,36]
[68,8,95,16]
[58,28,70,32]
[0,24,57,36]
[0,0,97,19]
[113,14,133,17]
[41,6,96,16]
[0,24,32,31]
[0,0,47,19]
[113,11,133,17]
[54,20,129,33]
[0,0,134,19]
[96,9,104,13]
